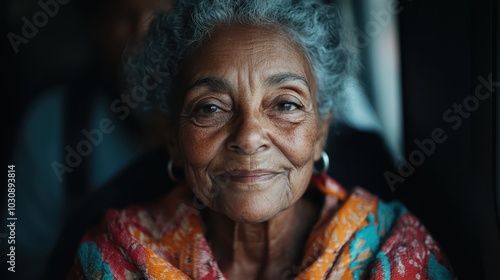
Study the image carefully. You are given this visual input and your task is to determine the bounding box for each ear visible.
[313,111,332,161]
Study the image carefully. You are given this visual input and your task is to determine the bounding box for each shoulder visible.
[372,201,454,279]
[347,187,454,279]
[79,183,194,244]
[70,184,196,278]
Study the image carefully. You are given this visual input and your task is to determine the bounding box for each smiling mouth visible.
[221,170,280,184]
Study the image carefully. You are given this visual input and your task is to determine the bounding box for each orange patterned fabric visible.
[71,174,453,279]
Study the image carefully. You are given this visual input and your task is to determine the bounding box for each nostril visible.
[226,121,270,155]
[228,141,263,155]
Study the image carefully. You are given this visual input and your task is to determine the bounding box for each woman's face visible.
[171,25,330,223]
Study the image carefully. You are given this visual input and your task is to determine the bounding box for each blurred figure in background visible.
[3,0,172,279]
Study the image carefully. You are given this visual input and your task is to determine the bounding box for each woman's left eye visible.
[274,102,302,111]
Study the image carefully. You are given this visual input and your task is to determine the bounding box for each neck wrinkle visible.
[204,198,321,279]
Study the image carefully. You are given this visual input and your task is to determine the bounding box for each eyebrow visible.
[185,72,311,93]
[185,77,230,92]
[265,72,311,93]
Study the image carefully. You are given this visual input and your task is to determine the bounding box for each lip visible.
[221,170,280,184]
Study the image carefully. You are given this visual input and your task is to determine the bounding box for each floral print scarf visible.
[70,174,453,279]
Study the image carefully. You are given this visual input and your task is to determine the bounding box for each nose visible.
[226,115,271,155]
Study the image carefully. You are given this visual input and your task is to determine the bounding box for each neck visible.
[204,198,319,280]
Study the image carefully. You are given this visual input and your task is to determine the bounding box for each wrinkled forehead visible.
[179,24,317,92]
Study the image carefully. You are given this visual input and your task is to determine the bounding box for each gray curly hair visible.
[126,0,358,119]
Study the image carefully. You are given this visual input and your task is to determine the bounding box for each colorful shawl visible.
[69,174,453,279]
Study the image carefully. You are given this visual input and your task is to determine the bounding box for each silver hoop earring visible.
[167,159,179,182]
[314,151,330,174]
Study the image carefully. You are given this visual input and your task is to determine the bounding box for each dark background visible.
[396,0,500,279]
[2,0,500,279]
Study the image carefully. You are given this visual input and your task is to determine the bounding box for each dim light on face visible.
[169,25,330,223]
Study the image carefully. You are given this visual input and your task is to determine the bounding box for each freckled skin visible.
[167,25,332,279]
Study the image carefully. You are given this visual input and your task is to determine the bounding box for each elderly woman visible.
[68,0,453,279]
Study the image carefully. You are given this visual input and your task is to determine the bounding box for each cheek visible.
[273,120,318,166]
[177,126,224,204]
[178,127,223,168]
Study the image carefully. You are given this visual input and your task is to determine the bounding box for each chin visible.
[217,193,286,224]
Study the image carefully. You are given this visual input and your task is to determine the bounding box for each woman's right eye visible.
[194,104,222,115]
[189,102,232,127]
